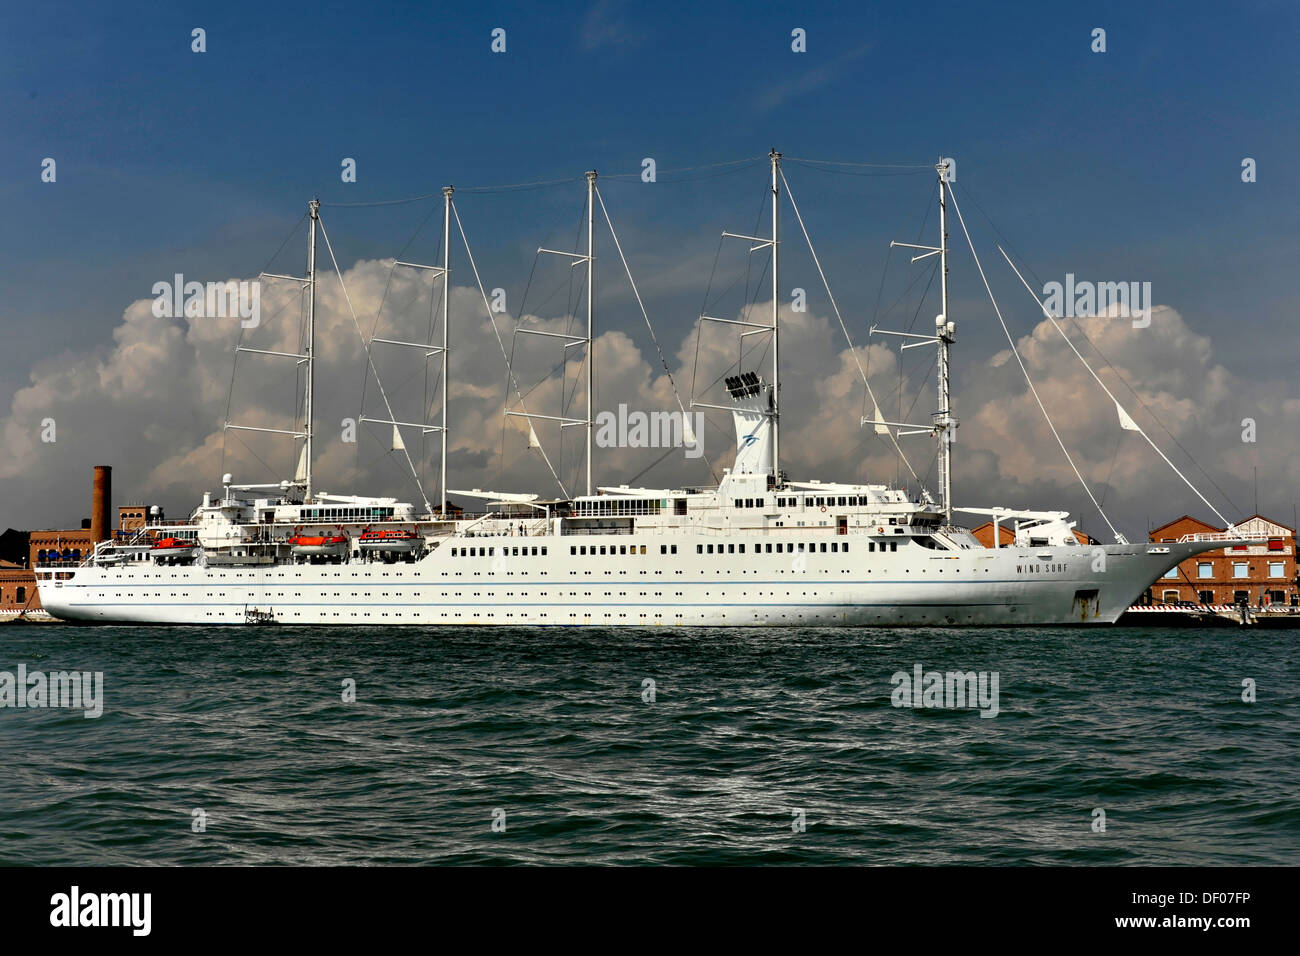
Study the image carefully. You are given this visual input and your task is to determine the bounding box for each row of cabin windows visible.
[769,496,867,508]
[450,546,549,557]
[575,499,663,516]
[570,545,651,556]
[695,541,884,555]
[300,507,395,521]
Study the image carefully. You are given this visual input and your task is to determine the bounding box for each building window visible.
[1233,590,1249,604]
[1198,590,1214,604]
[15,587,25,604]
[1163,567,1179,579]
[1197,562,1213,579]
[1269,562,1285,578]
[1233,562,1248,579]
[1162,589,1180,603]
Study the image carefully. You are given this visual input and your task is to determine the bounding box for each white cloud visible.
[0,258,1287,538]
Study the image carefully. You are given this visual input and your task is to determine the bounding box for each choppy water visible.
[0,624,1295,865]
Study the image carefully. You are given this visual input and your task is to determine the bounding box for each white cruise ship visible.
[37,154,1242,626]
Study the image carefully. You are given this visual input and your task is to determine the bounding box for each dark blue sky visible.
[2,0,1297,529]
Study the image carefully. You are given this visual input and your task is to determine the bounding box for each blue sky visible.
[1,0,1297,531]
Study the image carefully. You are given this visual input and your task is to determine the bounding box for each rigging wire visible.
[945,186,1123,542]
[996,245,1237,530]
[779,167,927,490]
[317,215,432,512]
[451,200,569,498]
[594,183,715,479]
[955,181,1243,519]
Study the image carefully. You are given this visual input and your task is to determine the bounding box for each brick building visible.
[0,562,36,612]
[1,466,161,615]
[1147,514,1297,606]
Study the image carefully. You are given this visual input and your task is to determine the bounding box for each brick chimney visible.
[91,465,112,543]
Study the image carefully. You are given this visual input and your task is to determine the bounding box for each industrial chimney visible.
[91,465,112,543]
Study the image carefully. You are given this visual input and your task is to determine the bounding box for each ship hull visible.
[37,539,1217,627]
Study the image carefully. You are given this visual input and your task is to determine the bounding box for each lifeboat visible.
[151,537,197,551]
[287,532,350,558]
[357,527,423,554]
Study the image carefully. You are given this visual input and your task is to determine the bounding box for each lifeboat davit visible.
[358,528,423,553]
[287,533,350,558]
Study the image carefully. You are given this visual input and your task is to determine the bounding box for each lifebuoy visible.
[820,505,827,513]
[877,527,884,534]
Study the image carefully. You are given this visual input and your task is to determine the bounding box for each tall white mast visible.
[874,160,957,519]
[585,170,597,497]
[770,149,781,481]
[935,161,955,525]
[441,186,453,516]
[304,198,319,503]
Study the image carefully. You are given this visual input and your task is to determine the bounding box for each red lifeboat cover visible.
[151,537,195,550]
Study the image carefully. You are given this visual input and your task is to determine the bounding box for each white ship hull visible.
[38,536,1214,627]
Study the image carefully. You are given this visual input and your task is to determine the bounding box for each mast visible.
[585,169,597,497]
[769,149,781,481]
[305,198,320,503]
[441,186,453,516]
[935,161,955,525]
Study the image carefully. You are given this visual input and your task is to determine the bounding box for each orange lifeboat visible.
[151,537,197,551]
[358,527,422,553]
[287,532,350,558]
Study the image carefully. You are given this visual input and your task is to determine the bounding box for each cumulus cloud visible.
[0,254,1286,538]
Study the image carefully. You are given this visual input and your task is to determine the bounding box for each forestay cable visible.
[997,247,1236,531]
[945,187,1124,543]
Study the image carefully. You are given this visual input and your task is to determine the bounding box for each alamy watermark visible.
[890,663,1000,718]
[594,403,704,459]
[1,664,103,718]
[50,886,150,936]
[152,273,260,328]
[1042,274,1151,328]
